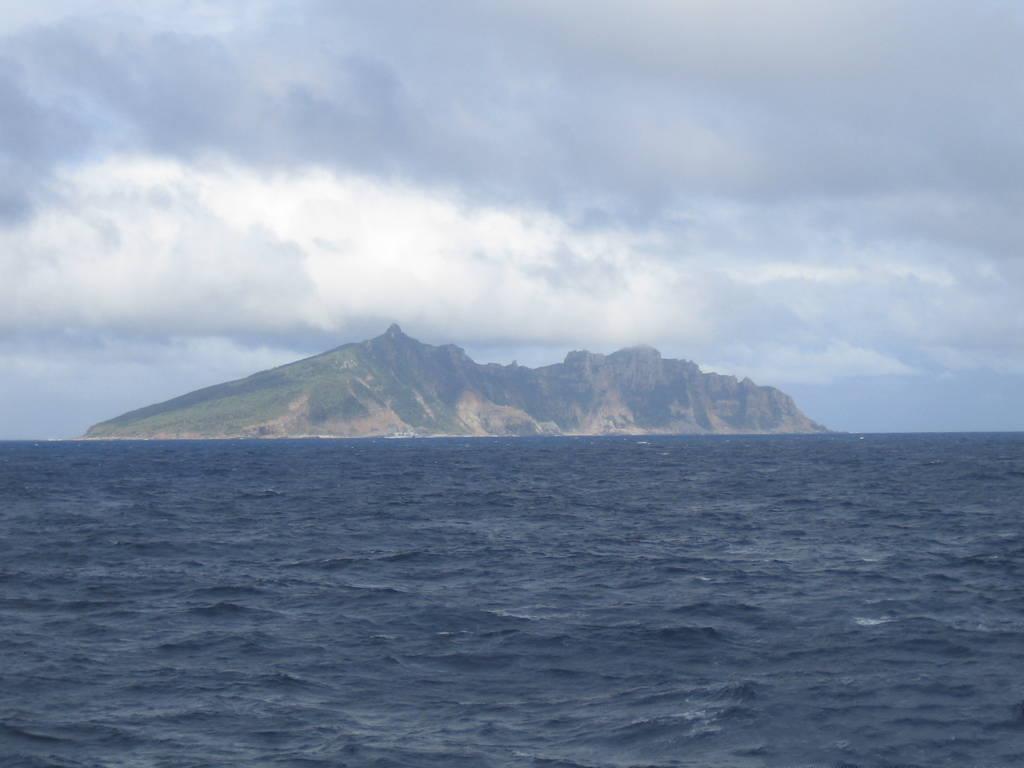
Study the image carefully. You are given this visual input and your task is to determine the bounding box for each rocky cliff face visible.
[85,325,827,438]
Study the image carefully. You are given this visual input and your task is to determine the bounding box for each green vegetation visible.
[85,325,827,438]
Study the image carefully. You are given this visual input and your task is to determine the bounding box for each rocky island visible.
[85,325,827,438]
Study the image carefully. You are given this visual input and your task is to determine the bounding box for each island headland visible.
[85,325,828,438]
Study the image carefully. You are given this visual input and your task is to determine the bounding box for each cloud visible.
[5,1,1023,222]
[6,155,1020,378]
[0,59,92,221]
[0,156,712,346]
[1,2,1023,435]
[702,341,918,385]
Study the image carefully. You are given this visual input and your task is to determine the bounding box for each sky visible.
[2,0,1023,438]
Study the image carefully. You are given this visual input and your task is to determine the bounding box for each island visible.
[85,325,828,438]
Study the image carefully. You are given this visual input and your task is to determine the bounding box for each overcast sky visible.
[2,0,1023,437]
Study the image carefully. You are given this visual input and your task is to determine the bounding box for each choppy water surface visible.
[1,434,1023,767]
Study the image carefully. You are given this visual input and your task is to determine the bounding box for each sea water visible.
[1,434,1022,767]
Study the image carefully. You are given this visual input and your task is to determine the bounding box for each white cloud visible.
[702,341,918,385]
[1,155,715,347]
[3,154,1023,387]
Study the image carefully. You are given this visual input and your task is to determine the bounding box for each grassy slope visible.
[85,330,826,438]
[85,337,472,437]
[86,345,362,437]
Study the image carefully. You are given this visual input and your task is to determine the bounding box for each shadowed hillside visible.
[85,325,827,438]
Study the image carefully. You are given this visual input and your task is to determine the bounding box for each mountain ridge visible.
[84,326,827,438]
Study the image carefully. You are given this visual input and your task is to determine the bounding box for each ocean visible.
[1,434,1022,767]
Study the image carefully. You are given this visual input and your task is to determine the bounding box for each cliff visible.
[85,325,827,438]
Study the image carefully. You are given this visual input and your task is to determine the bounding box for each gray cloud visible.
[0,58,91,221]
[1,1,1023,435]
[6,1,1024,223]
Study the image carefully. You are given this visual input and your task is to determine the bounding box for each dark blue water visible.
[1,435,1023,767]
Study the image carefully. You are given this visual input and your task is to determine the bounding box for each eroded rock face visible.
[86,326,828,438]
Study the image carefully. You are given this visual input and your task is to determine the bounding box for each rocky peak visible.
[610,345,662,364]
[564,350,605,366]
[368,323,413,349]
[86,328,828,437]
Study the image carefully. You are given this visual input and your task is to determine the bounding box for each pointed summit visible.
[372,323,411,346]
[84,328,828,438]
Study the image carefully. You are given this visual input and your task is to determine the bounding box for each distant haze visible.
[2,2,1023,438]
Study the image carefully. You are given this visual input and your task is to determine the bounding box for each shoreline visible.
[69,429,841,441]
